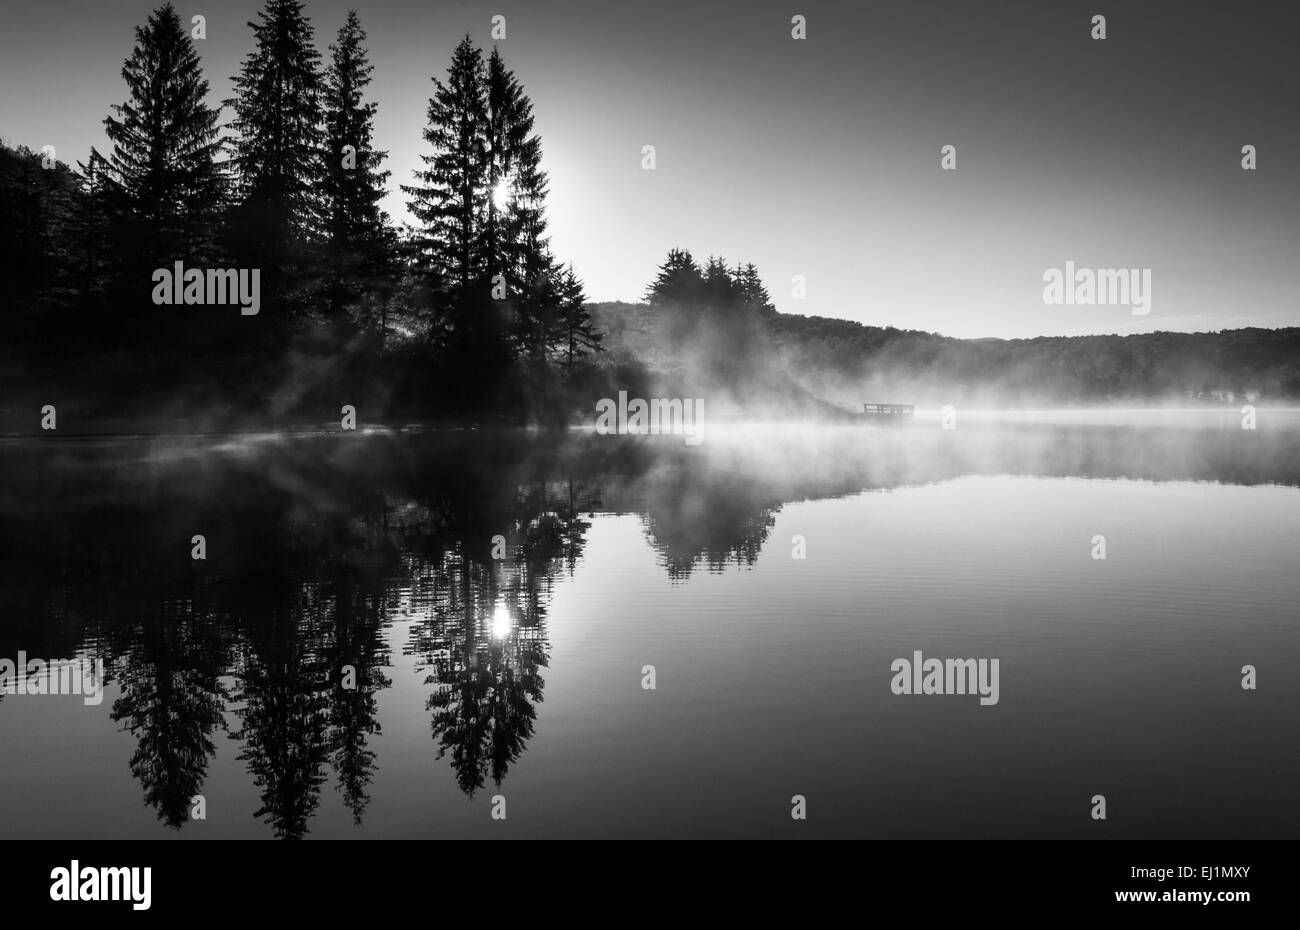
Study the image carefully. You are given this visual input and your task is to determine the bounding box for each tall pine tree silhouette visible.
[320,10,393,326]
[405,36,592,403]
[485,46,555,360]
[484,47,547,288]
[102,2,226,264]
[404,36,488,312]
[405,36,514,402]
[227,0,325,316]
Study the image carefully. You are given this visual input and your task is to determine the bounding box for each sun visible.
[492,177,511,211]
[491,604,512,640]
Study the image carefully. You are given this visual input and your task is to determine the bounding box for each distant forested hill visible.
[590,300,1300,410]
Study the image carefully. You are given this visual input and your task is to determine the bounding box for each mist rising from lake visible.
[0,411,1295,838]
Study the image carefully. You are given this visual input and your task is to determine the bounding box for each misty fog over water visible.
[1,412,1295,838]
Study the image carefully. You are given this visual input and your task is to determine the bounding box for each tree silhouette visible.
[702,255,736,306]
[0,146,84,309]
[555,264,602,371]
[320,10,393,325]
[102,2,227,264]
[484,45,550,335]
[227,0,325,312]
[1,13,611,424]
[733,262,776,315]
[404,36,489,310]
[110,616,230,829]
[320,578,391,827]
[403,36,574,400]
[230,621,332,840]
[399,476,598,798]
[645,247,705,307]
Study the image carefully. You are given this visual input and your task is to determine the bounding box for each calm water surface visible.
[1,414,1297,838]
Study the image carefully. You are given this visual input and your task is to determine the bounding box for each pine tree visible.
[483,47,547,288]
[73,150,113,301]
[703,255,736,306]
[515,247,559,361]
[102,2,226,262]
[554,264,601,372]
[227,0,325,300]
[733,262,776,315]
[403,36,489,309]
[645,247,705,306]
[320,10,392,321]
[0,145,85,307]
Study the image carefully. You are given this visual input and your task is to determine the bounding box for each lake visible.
[1,412,1297,838]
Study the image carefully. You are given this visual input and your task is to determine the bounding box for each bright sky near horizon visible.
[3,0,1297,339]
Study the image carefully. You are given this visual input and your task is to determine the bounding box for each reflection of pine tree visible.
[402,477,608,797]
[330,677,380,824]
[426,617,547,797]
[230,613,331,840]
[320,579,391,827]
[226,486,398,835]
[560,480,598,575]
[110,613,229,829]
[638,467,781,580]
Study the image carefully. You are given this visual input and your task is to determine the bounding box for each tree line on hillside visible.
[0,1,604,422]
[603,249,1300,407]
[762,316,1300,405]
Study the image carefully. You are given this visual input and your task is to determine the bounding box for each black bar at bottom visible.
[1,840,1283,917]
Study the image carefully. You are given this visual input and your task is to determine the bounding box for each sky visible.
[2,0,1297,338]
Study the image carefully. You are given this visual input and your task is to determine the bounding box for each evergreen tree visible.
[484,46,557,369]
[703,255,736,306]
[101,2,226,261]
[320,10,392,322]
[403,36,489,310]
[227,0,325,304]
[733,262,776,315]
[514,247,559,361]
[0,145,85,308]
[483,47,547,288]
[554,264,601,371]
[73,150,113,303]
[645,247,705,306]
[405,38,562,381]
